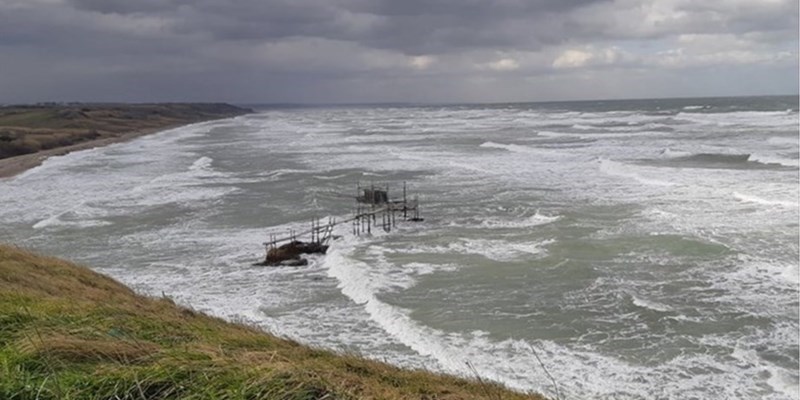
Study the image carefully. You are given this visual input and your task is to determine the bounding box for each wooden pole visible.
[403,182,407,220]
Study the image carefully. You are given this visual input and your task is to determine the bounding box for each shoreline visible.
[0,104,252,179]
[0,125,182,179]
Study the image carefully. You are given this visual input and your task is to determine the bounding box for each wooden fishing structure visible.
[257,182,423,266]
[352,181,423,236]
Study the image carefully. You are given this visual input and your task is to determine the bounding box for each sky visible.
[0,0,798,104]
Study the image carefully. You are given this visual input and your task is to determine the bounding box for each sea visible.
[1,95,798,399]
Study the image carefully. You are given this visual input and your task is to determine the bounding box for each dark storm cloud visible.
[64,0,610,53]
[14,0,798,54]
[0,0,796,103]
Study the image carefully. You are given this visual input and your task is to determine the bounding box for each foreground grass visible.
[0,245,545,399]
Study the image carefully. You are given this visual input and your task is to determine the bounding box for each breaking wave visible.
[674,153,751,163]
[657,151,798,168]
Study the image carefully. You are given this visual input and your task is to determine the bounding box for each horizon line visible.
[3,93,797,109]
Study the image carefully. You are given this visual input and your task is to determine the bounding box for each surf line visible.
[255,182,424,267]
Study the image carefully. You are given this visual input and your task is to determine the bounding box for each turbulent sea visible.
[1,96,798,399]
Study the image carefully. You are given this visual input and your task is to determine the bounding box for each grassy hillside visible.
[0,103,250,159]
[0,245,545,400]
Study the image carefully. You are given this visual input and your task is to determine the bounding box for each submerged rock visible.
[278,258,309,267]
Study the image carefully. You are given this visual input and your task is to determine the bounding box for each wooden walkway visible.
[263,183,422,253]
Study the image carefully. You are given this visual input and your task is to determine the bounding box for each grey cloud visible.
[571,0,799,41]
[19,0,797,54]
[357,0,607,18]
[65,0,611,53]
[67,0,188,15]
[0,0,796,103]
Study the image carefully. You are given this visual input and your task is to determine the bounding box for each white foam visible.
[749,153,799,168]
[767,137,799,147]
[32,208,77,229]
[480,141,546,155]
[631,295,673,312]
[537,130,667,140]
[676,110,799,128]
[734,256,799,288]
[32,216,111,229]
[537,131,575,138]
[659,148,692,158]
[584,131,669,139]
[767,367,800,399]
[357,248,461,291]
[405,262,460,276]
[399,238,554,262]
[695,324,800,399]
[260,168,316,179]
[733,192,797,208]
[312,173,350,180]
[325,240,469,373]
[321,249,800,400]
[325,239,572,395]
[30,199,115,230]
[188,156,214,172]
[480,210,561,229]
[362,171,388,177]
[598,158,675,187]
[11,145,105,181]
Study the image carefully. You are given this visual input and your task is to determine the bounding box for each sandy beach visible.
[0,126,172,178]
[0,103,251,179]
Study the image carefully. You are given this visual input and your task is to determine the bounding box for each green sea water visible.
[2,96,798,399]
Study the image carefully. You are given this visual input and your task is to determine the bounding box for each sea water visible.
[1,96,798,399]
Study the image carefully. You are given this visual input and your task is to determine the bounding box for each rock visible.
[259,240,329,267]
[279,258,308,267]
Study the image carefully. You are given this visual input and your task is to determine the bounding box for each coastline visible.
[0,103,252,179]
[0,124,181,178]
[0,105,545,399]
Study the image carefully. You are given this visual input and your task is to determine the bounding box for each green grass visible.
[0,104,250,159]
[0,109,62,128]
[0,245,546,399]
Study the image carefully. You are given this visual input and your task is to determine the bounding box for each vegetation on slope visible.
[0,245,545,399]
[0,103,250,159]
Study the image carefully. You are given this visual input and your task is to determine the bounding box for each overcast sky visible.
[1,0,797,103]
